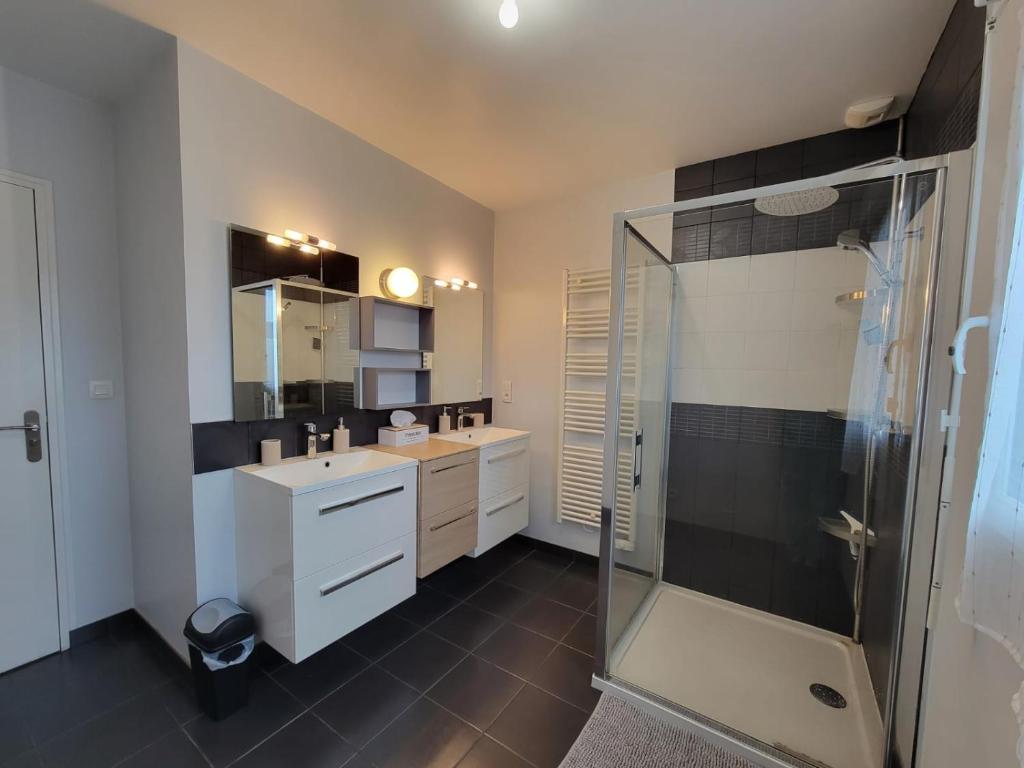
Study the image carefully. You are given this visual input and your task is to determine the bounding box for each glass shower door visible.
[598,222,674,665]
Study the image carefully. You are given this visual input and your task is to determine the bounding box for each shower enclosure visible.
[594,151,972,768]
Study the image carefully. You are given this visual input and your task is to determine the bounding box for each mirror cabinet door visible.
[424,278,484,404]
[232,283,282,421]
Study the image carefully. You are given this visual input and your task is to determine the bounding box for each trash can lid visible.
[184,598,255,653]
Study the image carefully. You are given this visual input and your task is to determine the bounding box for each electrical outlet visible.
[502,379,512,403]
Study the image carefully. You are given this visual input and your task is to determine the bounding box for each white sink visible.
[434,426,530,448]
[237,448,416,495]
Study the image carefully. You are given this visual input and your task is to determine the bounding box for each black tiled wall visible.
[904,0,987,159]
[192,398,493,474]
[672,121,901,263]
[664,404,853,635]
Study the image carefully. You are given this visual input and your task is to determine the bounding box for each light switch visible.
[89,380,113,399]
[502,379,512,403]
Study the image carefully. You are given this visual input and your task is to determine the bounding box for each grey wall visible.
[114,44,195,657]
[0,65,133,630]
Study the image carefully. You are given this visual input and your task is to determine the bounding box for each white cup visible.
[261,439,282,466]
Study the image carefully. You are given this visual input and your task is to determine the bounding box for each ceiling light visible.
[298,243,319,255]
[498,0,518,29]
[266,234,289,247]
[380,267,420,299]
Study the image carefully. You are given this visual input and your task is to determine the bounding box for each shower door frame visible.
[596,151,973,768]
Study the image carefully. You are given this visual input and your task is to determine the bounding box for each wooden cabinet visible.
[369,439,481,578]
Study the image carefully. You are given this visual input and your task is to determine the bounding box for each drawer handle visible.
[429,509,476,532]
[319,484,405,516]
[320,552,405,597]
[429,459,476,474]
[487,447,526,464]
[485,494,525,517]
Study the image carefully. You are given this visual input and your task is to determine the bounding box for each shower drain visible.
[809,683,847,709]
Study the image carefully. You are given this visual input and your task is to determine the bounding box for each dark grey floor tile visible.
[562,613,597,657]
[37,688,177,768]
[456,737,531,768]
[475,624,555,679]
[423,560,491,600]
[393,587,460,627]
[0,709,32,764]
[273,642,368,706]
[314,667,418,749]
[253,643,289,674]
[234,713,354,768]
[118,730,208,768]
[362,699,478,768]
[466,583,531,619]
[543,574,597,610]
[184,675,304,767]
[498,560,563,593]
[340,754,375,768]
[1,749,42,768]
[511,597,581,641]
[428,604,504,651]
[487,685,589,768]
[379,633,466,692]
[585,599,597,616]
[470,547,527,579]
[529,645,599,712]
[566,559,599,582]
[342,613,420,661]
[153,674,203,725]
[427,656,523,730]
[523,549,574,571]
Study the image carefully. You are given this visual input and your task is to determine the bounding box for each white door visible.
[0,179,60,672]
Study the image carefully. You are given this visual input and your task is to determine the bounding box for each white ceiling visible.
[13,0,953,211]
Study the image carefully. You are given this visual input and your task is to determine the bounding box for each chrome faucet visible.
[304,422,329,458]
[456,406,468,431]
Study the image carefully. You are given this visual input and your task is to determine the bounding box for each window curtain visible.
[959,6,1024,758]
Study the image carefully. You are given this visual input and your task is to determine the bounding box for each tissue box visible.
[378,424,429,446]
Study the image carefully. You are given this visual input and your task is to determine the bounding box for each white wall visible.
[673,247,866,412]
[114,44,195,657]
[174,42,496,602]
[917,2,1024,764]
[0,66,133,629]
[492,171,674,555]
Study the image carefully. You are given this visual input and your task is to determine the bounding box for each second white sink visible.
[434,426,530,448]
[237,448,416,495]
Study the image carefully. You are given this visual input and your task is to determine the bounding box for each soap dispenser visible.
[333,417,350,453]
[438,406,452,434]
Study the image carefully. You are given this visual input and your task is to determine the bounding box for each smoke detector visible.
[844,97,894,129]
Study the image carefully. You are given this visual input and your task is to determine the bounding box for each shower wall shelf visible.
[835,287,887,305]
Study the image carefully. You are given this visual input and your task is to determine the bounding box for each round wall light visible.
[380,267,420,299]
[498,0,519,28]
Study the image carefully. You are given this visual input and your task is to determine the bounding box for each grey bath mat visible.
[560,695,757,768]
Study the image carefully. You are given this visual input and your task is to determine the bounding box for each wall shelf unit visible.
[352,297,434,410]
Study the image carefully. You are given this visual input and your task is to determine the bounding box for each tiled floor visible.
[0,537,600,768]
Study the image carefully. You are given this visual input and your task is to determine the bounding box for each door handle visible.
[1,411,42,462]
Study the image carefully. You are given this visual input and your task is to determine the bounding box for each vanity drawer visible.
[291,465,417,580]
[418,500,478,578]
[293,532,416,662]
[420,450,479,520]
[479,438,530,501]
[476,483,529,555]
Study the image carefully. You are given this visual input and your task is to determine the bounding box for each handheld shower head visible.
[837,229,891,285]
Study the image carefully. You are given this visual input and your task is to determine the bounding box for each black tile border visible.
[192,398,493,475]
[670,403,844,451]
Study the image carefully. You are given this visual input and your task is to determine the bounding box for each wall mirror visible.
[230,226,359,421]
[422,277,483,404]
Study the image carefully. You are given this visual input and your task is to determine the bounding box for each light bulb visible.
[434,279,449,288]
[382,267,420,299]
[266,234,289,247]
[450,283,462,291]
[317,238,337,251]
[298,243,319,255]
[450,277,465,286]
[498,0,518,29]
[466,281,478,290]
[284,229,308,242]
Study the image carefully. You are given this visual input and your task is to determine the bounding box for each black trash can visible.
[183,598,255,721]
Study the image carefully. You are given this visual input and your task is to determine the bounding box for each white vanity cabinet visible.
[474,435,530,556]
[235,453,418,663]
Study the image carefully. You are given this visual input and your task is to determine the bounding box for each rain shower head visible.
[753,186,839,217]
[837,229,891,284]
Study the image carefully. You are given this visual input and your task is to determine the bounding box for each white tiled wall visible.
[672,246,867,412]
